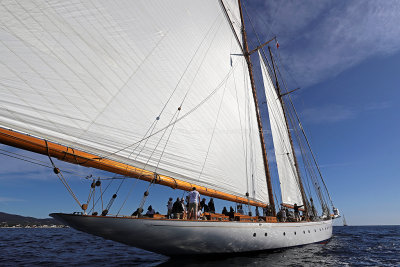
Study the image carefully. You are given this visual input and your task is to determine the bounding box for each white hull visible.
[51,213,332,255]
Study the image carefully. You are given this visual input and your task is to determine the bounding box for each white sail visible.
[258,51,303,205]
[0,0,269,203]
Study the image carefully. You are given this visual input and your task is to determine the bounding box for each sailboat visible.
[343,215,348,226]
[0,0,340,255]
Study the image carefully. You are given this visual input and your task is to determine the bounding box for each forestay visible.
[0,1,269,203]
[258,51,303,205]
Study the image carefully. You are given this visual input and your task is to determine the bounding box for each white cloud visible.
[301,101,391,124]
[301,104,357,124]
[364,101,392,111]
[0,196,24,202]
[248,0,400,87]
[319,162,352,169]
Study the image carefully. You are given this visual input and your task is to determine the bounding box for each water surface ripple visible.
[0,226,399,266]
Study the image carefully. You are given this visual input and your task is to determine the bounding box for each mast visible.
[238,0,275,215]
[267,46,309,217]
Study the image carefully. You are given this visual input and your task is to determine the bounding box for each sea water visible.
[0,226,399,266]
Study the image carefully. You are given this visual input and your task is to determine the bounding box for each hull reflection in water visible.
[51,213,333,256]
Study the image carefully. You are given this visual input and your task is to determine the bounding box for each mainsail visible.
[0,1,269,203]
[258,51,303,205]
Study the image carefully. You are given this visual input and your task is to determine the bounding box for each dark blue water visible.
[0,226,399,266]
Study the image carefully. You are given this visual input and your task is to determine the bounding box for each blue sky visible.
[245,0,400,225]
[1,0,399,225]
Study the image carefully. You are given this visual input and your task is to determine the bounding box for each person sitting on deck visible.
[145,205,155,217]
[188,187,201,220]
[222,207,228,216]
[167,197,173,219]
[293,203,304,222]
[208,198,215,213]
[172,197,183,219]
[131,208,140,217]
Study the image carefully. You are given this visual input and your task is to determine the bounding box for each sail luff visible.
[0,127,268,208]
[267,47,308,216]
[237,0,275,214]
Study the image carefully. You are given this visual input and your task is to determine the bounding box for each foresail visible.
[258,51,303,205]
[0,1,269,203]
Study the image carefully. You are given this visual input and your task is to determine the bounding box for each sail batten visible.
[258,51,303,206]
[0,1,269,204]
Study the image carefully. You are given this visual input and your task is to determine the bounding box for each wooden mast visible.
[0,127,268,208]
[267,46,309,217]
[238,0,276,215]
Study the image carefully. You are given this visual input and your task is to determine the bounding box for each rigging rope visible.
[92,60,239,164]
[88,178,113,214]
[260,55,304,206]
[273,57,334,208]
[283,100,320,212]
[0,145,125,214]
[118,16,236,215]
[98,12,224,161]
[244,3,292,210]
[232,57,250,196]
[44,141,82,209]
[0,150,53,169]
[154,14,225,176]
[0,146,105,179]
[197,74,229,181]
[244,58,256,199]
[265,48,332,213]
[268,57,320,211]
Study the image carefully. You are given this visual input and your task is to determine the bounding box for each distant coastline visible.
[0,211,66,228]
[1,225,68,229]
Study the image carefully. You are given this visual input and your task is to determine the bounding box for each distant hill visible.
[0,211,64,227]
